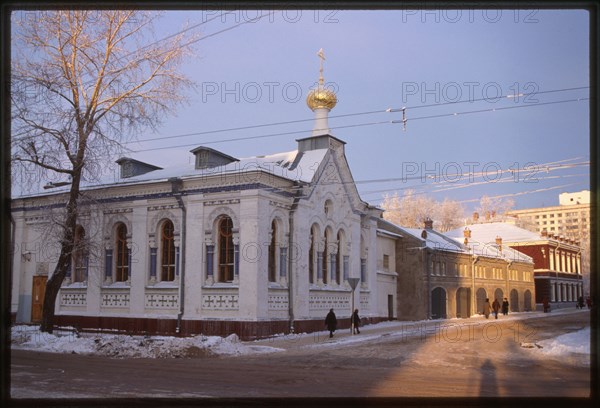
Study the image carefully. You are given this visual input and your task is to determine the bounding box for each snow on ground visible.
[536,326,590,356]
[11,309,590,359]
[11,325,284,358]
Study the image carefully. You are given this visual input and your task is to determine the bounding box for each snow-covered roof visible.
[13,148,329,199]
[446,222,543,244]
[461,238,533,263]
[376,228,403,239]
[377,219,532,264]
[402,227,464,253]
[445,223,535,263]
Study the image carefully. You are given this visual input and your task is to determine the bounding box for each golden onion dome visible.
[306,86,337,111]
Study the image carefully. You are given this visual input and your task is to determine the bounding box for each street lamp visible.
[348,278,360,335]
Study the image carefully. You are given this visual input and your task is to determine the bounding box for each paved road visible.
[10,309,591,399]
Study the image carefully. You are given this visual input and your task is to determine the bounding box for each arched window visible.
[73,225,87,283]
[218,216,234,282]
[360,234,367,286]
[336,231,342,284]
[161,220,175,281]
[268,220,277,282]
[115,223,129,282]
[324,200,333,217]
[322,232,329,284]
[309,227,315,284]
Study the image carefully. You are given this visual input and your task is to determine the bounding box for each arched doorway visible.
[476,288,487,315]
[456,287,471,318]
[510,289,519,312]
[494,288,504,303]
[431,287,447,319]
[524,290,532,311]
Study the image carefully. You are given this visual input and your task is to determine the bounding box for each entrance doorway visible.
[476,288,487,315]
[31,276,47,323]
[510,289,519,312]
[431,287,447,319]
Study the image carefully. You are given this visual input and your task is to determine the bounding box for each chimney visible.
[421,230,428,239]
[495,236,503,251]
[464,237,469,246]
[541,229,548,237]
[491,210,496,218]
[485,211,491,221]
[424,217,433,230]
[463,227,471,238]
[472,212,479,222]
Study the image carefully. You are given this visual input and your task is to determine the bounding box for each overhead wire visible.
[125,95,590,153]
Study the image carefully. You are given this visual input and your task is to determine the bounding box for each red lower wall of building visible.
[52,315,392,340]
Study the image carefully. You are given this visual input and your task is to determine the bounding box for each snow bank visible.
[536,327,590,356]
[11,325,284,358]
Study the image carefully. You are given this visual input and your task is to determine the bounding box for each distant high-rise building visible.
[506,190,591,295]
[559,190,590,206]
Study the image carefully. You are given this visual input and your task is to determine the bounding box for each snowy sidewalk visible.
[250,307,590,351]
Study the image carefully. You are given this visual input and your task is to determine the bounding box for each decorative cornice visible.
[269,200,292,210]
[24,216,48,224]
[103,208,133,215]
[204,199,240,207]
[148,204,180,212]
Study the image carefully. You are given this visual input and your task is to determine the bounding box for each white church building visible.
[11,62,398,339]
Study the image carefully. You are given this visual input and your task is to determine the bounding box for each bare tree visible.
[382,190,434,228]
[11,10,197,332]
[381,190,464,231]
[436,198,465,232]
[476,195,515,220]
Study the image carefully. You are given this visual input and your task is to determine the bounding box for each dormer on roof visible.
[115,157,162,179]
[190,146,238,170]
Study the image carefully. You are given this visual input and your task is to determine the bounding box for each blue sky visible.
[24,8,591,211]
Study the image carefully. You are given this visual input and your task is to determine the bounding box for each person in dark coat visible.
[325,308,337,338]
[492,298,501,319]
[501,298,509,315]
[483,298,491,319]
[577,296,584,309]
[352,309,361,334]
[543,297,550,313]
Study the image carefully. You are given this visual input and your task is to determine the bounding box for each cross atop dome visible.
[306,49,337,136]
[317,48,325,86]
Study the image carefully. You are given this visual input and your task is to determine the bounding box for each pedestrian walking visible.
[577,296,584,309]
[351,309,361,334]
[501,298,509,315]
[483,298,491,319]
[543,297,550,313]
[325,308,337,338]
[586,296,592,309]
[492,298,501,319]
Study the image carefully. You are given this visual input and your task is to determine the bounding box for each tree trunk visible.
[40,170,81,333]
